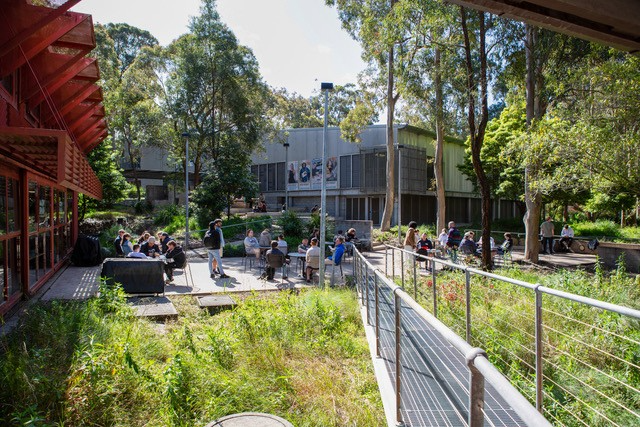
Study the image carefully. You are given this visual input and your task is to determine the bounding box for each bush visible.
[154,205,183,226]
[571,220,620,239]
[277,210,305,239]
[133,200,153,214]
[222,243,245,257]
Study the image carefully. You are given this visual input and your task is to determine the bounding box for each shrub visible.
[222,243,245,257]
[277,210,305,239]
[154,204,183,227]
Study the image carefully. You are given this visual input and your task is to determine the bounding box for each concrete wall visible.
[597,242,640,273]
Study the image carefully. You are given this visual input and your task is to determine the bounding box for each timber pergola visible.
[446,0,640,53]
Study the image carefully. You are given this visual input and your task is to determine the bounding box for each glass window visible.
[39,185,50,230]
[340,156,351,188]
[267,163,276,191]
[258,165,267,192]
[7,237,20,297]
[352,154,361,188]
[276,162,285,191]
[8,179,19,232]
[28,181,37,233]
[0,176,5,236]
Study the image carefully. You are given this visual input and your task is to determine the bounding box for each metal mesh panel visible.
[340,155,351,188]
[276,162,285,191]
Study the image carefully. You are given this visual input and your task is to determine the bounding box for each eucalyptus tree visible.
[164,0,271,190]
[327,0,402,231]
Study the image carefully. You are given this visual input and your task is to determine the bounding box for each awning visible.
[0,127,102,199]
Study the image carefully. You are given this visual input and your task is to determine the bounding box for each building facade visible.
[0,0,106,315]
[251,124,519,225]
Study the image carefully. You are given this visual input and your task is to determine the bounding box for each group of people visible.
[540,217,574,254]
[242,226,347,283]
[113,229,185,284]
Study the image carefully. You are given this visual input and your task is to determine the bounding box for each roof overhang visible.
[0,127,102,199]
[446,0,640,53]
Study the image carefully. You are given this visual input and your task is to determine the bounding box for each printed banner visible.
[287,161,298,191]
[311,158,323,189]
[326,156,338,189]
[298,160,311,189]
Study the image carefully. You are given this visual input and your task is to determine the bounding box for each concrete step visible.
[128,296,178,320]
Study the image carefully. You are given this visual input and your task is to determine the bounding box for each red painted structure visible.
[0,0,106,315]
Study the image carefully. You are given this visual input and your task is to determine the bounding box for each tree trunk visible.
[461,8,492,269]
[380,11,397,232]
[523,24,540,263]
[434,46,446,234]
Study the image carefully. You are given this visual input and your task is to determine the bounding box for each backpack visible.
[587,238,599,251]
[203,231,214,248]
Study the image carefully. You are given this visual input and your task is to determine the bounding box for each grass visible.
[407,261,640,427]
[0,284,383,426]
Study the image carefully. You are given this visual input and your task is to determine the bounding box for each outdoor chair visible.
[265,252,288,284]
[243,248,258,271]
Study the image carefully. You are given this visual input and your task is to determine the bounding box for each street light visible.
[283,141,290,210]
[181,132,190,249]
[397,144,404,245]
[319,82,333,287]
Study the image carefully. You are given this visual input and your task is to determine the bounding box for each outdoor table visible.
[101,257,165,294]
[288,252,306,276]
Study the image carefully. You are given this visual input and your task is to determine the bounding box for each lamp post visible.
[397,144,404,245]
[181,132,190,249]
[319,82,333,287]
[283,141,290,210]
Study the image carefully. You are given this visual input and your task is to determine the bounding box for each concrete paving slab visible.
[197,295,237,314]
[205,412,294,427]
[128,296,178,320]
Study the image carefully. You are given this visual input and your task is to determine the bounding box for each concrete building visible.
[251,124,519,225]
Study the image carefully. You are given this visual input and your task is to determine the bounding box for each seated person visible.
[141,236,161,258]
[416,233,434,270]
[137,231,150,245]
[265,240,289,280]
[459,232,479,256]
[244,229,261,259]
[334,230,344,244]
[498,232,514,255]
[164,240,186,284]
[276,234,288,255]
[305,238,320,283]
[159,232,173,254]
[126,244,148,259]
[121,233,134,256]
[477,235,496,253]
[345,228,357,242]
[298,238,310,253]
[259,229,272,248]
[114,229,125,257]
[326,236,345,265]
[560,224,574,251]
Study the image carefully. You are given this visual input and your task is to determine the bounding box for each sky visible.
[75,0,367,98]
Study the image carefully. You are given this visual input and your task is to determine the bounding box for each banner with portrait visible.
[298,160,311,189]
[311,158,323,190]
[287,161,298,190]
[326,156,338,189]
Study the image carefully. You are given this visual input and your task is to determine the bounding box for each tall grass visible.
[411,263,640,426]
[0,287,383,426]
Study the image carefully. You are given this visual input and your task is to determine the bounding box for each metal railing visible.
[381,244,640,426]
[352,247,551,427]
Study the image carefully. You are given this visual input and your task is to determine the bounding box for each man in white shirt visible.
[560,224,574,252]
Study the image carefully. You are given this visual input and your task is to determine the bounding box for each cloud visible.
[316,44,332,55]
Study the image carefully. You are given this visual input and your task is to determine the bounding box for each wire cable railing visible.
[352,247,551,427]
[381,244,640,427]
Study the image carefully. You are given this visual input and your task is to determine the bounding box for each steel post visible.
[535,286,543,412]
[466,269,472,343]
[400,250,404,285]
[365,263,370,326]
[432,265,438,318]
[395,291,403,426]
[391,248,395,281]
[413,255,417,300]
[466,348,487,427]
[375,274,380,357]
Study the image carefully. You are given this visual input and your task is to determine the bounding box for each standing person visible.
[540,217,555,254]
[437,228,448,249]
[204,219,230,279]
[403,221,418,252]
[114,229,125,257]
[121,233,133,256]
[446,221,462,263]
[560,224,574,251]
[164,240,186,284]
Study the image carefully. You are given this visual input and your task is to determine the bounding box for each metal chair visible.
[266,252,288,284]
[243,248,258,271]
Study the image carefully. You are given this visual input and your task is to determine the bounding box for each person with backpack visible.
[204,219,230,279]
[446,221,462,262]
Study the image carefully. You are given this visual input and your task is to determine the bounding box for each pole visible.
[182,132,190,249]
[397,145,402,245]
[284,142,289,210]
[319,82,333,287]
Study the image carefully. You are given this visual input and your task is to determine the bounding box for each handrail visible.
[381,243,640,425]
[353,246,551,427]
[385,244,640,320]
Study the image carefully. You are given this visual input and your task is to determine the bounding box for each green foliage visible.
[133,200,153,214]
[0,290,383,426]
[277,210,305,239]
[154,204,183,226]
[219,215,272,241]
[222,243,245,258]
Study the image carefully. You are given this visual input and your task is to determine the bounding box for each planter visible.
[597,242,640,273]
